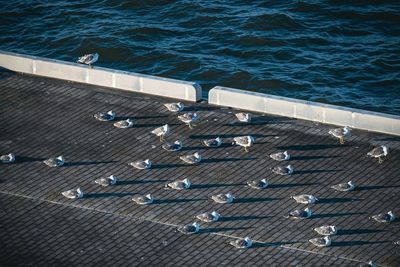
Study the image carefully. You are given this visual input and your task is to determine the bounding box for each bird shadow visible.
[269,182,320,189]
[313,212,365,219]
[294,169,342,175]
[152,163,189,169]
[277,144,349,151]
[374,136,400,142]
[331,240,388,247]
[202,157,257,164]
[181,143,232,151]
[83,192,136,198]
[290,156,339,161]
[155,198,207,204]
[220,215,270,222]
[190,134,278,140]
[14,156,47,163]
[116,179,168,185]
[115,115,168,120]
[252,241,301,248]
[63,160,118,167]
[318,198,362,204]
[133,123,180,128]
[337,229,387,236]
[191,183,246,189]
[184,106,220,112]
[235,197,282,203]
[356,185,400,191]
[199,226,251,234]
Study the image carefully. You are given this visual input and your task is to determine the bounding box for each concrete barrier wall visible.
[0,51,201,102]
[209,86,400,136]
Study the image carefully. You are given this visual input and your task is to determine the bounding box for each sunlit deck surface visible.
[0,69,399,266]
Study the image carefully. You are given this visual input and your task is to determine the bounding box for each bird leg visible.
[378,157,383,164]
[340,137,344,145]
[188,123,193,129]
[244,147,249,153]
[160,135,164,142]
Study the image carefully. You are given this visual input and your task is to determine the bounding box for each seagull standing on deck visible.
[179,152,202,164]
[94,110,115,121]
[270,151,290,161]
[164,102,184,112]
[77,53,99,68]
[229,237,253,249]
[370,211,396,223]
[94,175,117,187]
[328,126,351,144]
[44,156,64,167]
[195,211,220,222]
[178,112,199,129]
[233,135,254,152]
[132,194,154,205]
[129,159,152,170]
[151,124,170,142]
[331,181,355,192]
[203,137,222,148]
[113,118,133,128]
[211,193,235,204]
[272,165,293,176]
[162,140,182,151]
[177,222,200,235]
[164,178,191,190]
[62,187,84,199]
[286,207,312,219]
[0,153,15,163]
[247,179,268,189]
[309,236,331,247]
[235,112,251,123]
[291,194,319,204]
[314,225,337,236]
[367,145,389,164]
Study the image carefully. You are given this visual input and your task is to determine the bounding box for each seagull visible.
[162,140,182,151]
[270,151,290,161]
[44,156,64,167]
[179,152,202,164]
[394,240,400,246]
[329,126,351,144]
[247,179,268,189]
[0,153,15,163]
[370,211,396,223]
[359,261,378,267]
[272,165,293,175]
[164,102,184,112]
[286,207,312,219]
[367,145,389,164]
[132,194,153,205]
[233,135,254,152]
[77,53,99,67]
[235,112,251,123]
[129,159,152,170]
[203,137,222,148]
[62,188,84,199]
[195,211,221,222]
[314,225,337,236]
[291,194,319,204]
[94,175,117,187]
[151,124,170,142]
[93,110,115,121]
[165,178,191,190]
[229,237,253,249]
[331,181,355,192]
[178,112,199,129]
[113,118,133,128]
[309,236,331,247]
[211,193,235,204]
[177,222,200,235]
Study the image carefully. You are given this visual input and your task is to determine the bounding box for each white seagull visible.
[203,137,222,148]
[77,53,99,67]
[235,112,252,123]
[0,153,15,163]
[151,124,170,142]
[178,112,199,129]
[44,156,64,167]
[367,145,389,164]
[286,207,312,219]
[370,211,396,223]
[329,126,351,144]
[162,140,183,151]
[129,159,152,170]
[132,194,154,205]
[179,152,202,164]
[314,225,337,236]
[229,237,253,249]
[94,175,117,187]
[165,178,191,190]
[164,102,184,112]
[331,181,355,192]
[247,179,268,189]
[195,211,221,222]
[270,151,290,161]
[211,193,235,204]
[272,165,293,175]
[113,118,133,128]
[309,236,331,247]
[177,222,200,235]
[291,194,319,204]
[233,135,254,152]
[62,187,84,199]
[93,110,115,121]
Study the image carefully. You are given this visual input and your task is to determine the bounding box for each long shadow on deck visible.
[155,198,207,204]
[337,229,387,236]
[318,198,362,204]
[116,179,168,185]
[313,212,365,219]
[83,192,136,198]
[63,160,117,167]
[269,183,320,189]
[235,197,283,203]
[220,215,270,222]
[331,240,388,247]
[191,183,246,189]
[199,226,251,234]
[277,144,349,151]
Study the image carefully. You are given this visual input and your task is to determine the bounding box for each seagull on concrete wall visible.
[77,53,99,68]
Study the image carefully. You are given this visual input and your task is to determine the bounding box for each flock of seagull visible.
[0,54,396,265]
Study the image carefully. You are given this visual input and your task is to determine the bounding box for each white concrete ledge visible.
[0,50,202,102]
[209,86,400,136]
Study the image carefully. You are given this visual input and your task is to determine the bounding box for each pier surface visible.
[0,70,399,266]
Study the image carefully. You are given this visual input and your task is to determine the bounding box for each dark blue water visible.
[1,1,399,115]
